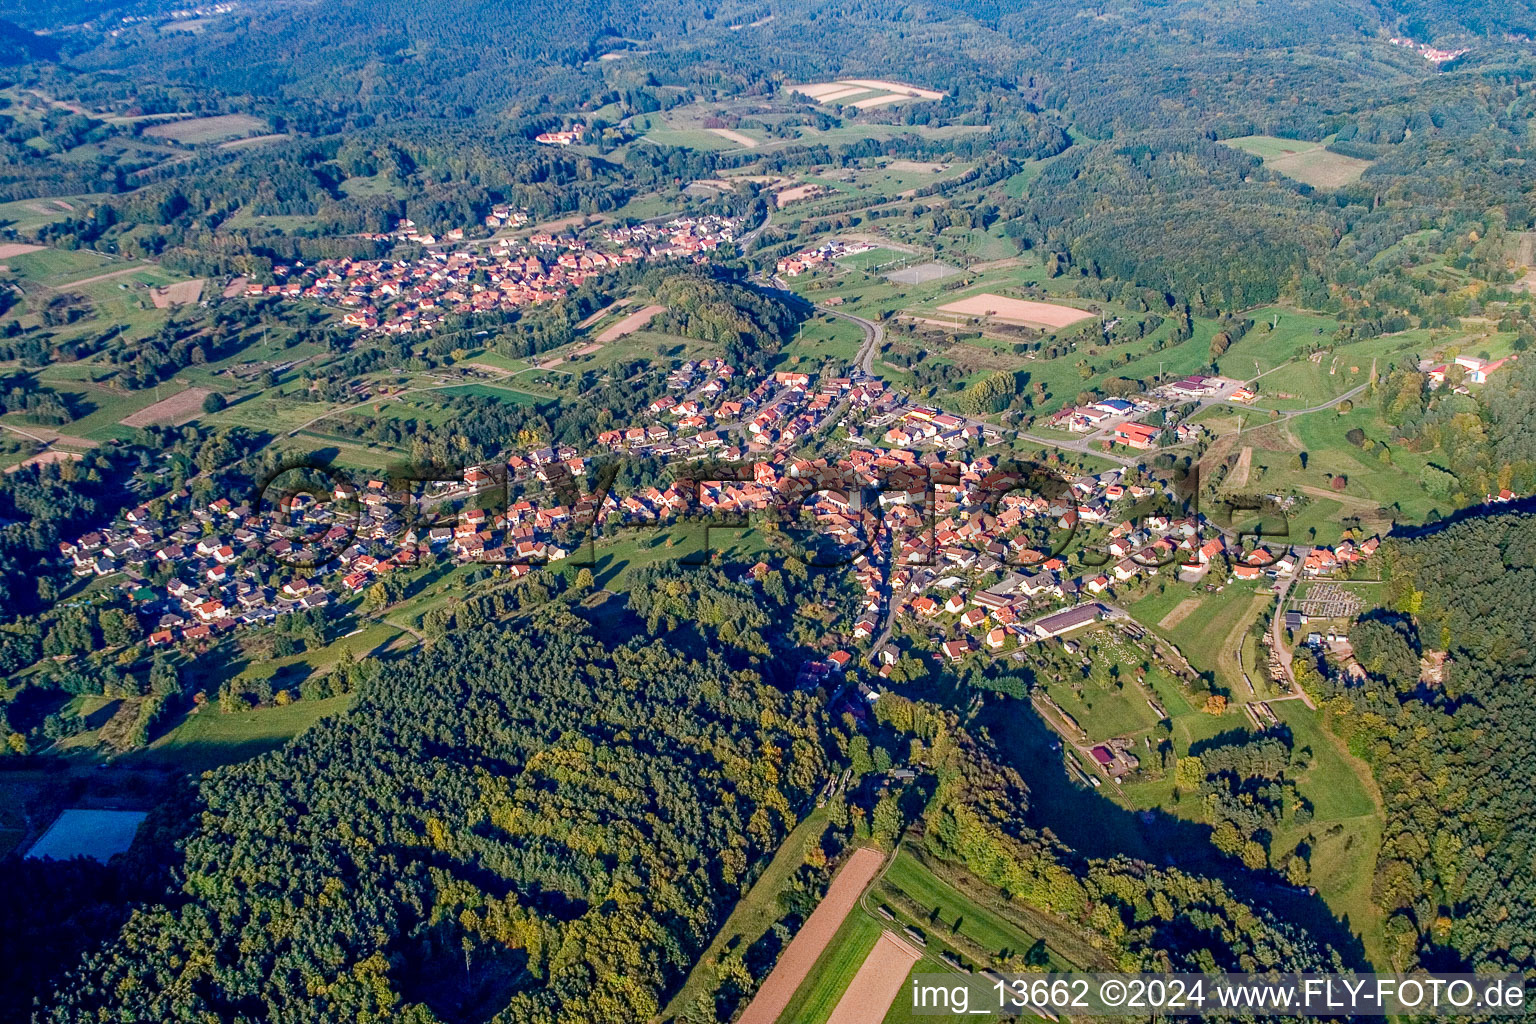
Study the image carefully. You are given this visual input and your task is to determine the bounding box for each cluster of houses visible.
[877,404,988,450]
[774,238,879,277]
[597,367,894,456]
[248,215,738,334]
[854,461,1387,668]
[59,372,1385,664]
[1225,536,1380,581]
[1424,353,1516,388]
[1046,393,1207,450]
[871,466,1201,662]
[1388,37,1470,63]
[56,277,1394,673]
[534,125,586,146]
[61,498,338,648]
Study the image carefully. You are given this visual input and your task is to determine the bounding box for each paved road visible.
[737,207,773,252]
[1273,379,1372,418]
[836,306,884,376]
[1267,561,1317,709]
[1015,428,1137,466]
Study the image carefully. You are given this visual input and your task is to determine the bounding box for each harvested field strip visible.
[937,293,1095,329]
[577,300,627,329]
[736,846,885,1024]
[1227,445,1254,489]
[837,78,946,100]
[6,449,83,473]
[709,128,759,148]
[824,931,923,1024]
[807,86,872,103]
[150,278,204,308]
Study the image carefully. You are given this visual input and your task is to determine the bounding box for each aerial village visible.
[247,211,738,334]
[57,205,1443,749]
[60,340,1387,695]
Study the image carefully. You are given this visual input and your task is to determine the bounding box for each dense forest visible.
[1327,509,1536,971]
[27,586,1347,1023]
[38,601,839,1023]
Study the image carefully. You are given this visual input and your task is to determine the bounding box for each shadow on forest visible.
[977,699,1373,970]
[1389,494,1536,540]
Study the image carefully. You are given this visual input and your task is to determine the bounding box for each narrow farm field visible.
[875,847,1078,970]
[771,910,882,1024]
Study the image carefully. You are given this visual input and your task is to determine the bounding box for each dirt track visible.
[595,304,664,344]
[736,846,885,1024]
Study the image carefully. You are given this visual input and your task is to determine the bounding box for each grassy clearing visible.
[585,526,774,594]
[1038,637,1163,743]
[1224,307,1341,375]
[3,247,114,281]
[431,382,545,405]
[1222,136,1373,188]
[2,380,184,440]
[0,194,109,232]
[137,694,351,771]
[642,128,741,151]
[779,314,866,367]
[460,351,532,373]
[289,433,407,470]
[144,113,267,144]
[340,174,409,199]
[1271,695,1386,963]
[1237,405,1443,527]
[1130,580,1270,691]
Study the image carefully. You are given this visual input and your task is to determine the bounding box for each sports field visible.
[887,262,962,285]
[119,386,212,427]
